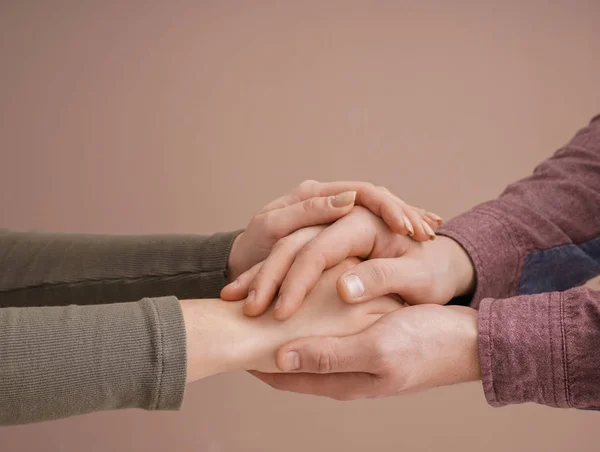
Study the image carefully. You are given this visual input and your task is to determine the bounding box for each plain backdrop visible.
[1,1,599,451]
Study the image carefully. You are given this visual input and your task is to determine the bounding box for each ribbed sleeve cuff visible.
[0,296,187,425]
[140,296,187,411]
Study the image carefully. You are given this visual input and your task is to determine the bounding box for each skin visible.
[226,179,440,282]
[182,180,438,386]
[228,202,481,400]
[251,304,480,400]
[182,259,402,382]
[223,206,444,319]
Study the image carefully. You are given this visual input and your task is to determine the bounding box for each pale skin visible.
[226,201,482,400]
[227,180,442,283]
[181,258,401,382]
[183,180,439,385]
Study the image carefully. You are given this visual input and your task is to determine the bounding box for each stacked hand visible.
[223,182,481,400]
[226,179,441,287]
[185,180,442,383]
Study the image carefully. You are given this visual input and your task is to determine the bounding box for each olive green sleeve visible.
[0,229,242,425]
[0,229,242,307]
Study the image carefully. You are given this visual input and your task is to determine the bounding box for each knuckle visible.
[362,181,375,189]
[317,350,332,374]
[366,262,394,288]
[296,180,319,195]
[316,343,339,373]
[371,333,394,370]
[301,197,321,213]
[261,212,283,240]
[300,179,319,188]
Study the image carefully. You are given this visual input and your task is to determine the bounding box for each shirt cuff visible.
[438,208,523,308]
[478,292,569,408]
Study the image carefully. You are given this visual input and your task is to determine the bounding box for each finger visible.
[275,333,375,373]
[353,184,408,236]
[221,261,262,301]
[243,227,323,316]
[422,214,440,232]
[257,191,356,240]
[278,180,439,240]
[377,187,441,241]
[412,206,443,237]
[273,214,377,320]
[267,181,408,235]
[403,205,435,241]
[336,257,425,304]
[260,180,320,212]
[424,211,444,226]
[249,371,379,401]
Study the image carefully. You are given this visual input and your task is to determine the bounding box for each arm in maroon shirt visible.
[439,114,600,408]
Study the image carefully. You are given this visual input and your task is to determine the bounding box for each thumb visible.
[336,257,424,304]
[275,333,373,373]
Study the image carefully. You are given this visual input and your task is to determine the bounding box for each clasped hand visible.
[221,181,480,400]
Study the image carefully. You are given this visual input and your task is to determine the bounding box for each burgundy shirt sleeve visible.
[438,114,600,408]
[478,287,600,409]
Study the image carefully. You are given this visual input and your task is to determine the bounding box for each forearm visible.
[439,114,600,305]
[0,295,284,426]
[0,296,186,426]
[0,229,241,307]
[478,286,600,409]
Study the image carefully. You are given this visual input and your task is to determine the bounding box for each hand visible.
[223,205,450,319]
[250,304,481,400]
[182,259,402,382]
[226,180,441,280]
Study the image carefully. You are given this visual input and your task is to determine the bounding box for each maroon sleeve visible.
[478,287,600,409]
[438,114,600,408]
[439,114,600,306]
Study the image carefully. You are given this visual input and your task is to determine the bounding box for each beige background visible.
[1,1,599,451]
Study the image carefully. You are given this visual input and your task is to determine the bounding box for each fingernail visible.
[282,351,300,371]
[422,221,436,240]
[343,274,365,300]
[403,216,414,236]
[426,211,444,224]
[244,290,256,307]
[331,191,356,208]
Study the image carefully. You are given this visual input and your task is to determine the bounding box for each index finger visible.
[262,181,408,235]
[272,212,379,320]
[299,181,410,235]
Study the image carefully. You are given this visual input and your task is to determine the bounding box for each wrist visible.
[437,236,476,298]
[181,298,257,382]
[449,306,481,383]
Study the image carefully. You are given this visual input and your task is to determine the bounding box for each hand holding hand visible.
[251,304,481,400]
[183,259,403,381]
[223,205,456,319]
